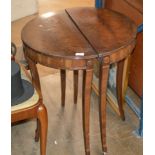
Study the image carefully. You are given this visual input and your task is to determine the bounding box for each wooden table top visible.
[21,11,96,60]
[66,7,137,57]
[22,7,137,60]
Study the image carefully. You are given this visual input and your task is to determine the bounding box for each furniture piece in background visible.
[11,46,48,155]
[125,24,143,137]
[11,0,38,21]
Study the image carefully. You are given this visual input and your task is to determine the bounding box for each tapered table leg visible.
[73,70,78,104]
[60,70,66,107]
[99,64,109,153]
[26,56,42,100]
[26,55,47,155]
[116,60,125,121]
[82,69,93,155]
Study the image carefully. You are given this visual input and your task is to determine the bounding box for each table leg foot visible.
[82,69,93,155]
[102,145,107,153]
[86,150,90,155]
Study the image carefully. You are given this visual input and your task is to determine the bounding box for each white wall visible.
[11,0,38,21]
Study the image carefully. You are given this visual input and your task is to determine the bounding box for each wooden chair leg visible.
[37,104,48,155]
[116,60,125,121]
[82,69,93,155]
[73,70,78,104]
[35,119,40,142]
[60,70,66,107]
[99,64,109,153]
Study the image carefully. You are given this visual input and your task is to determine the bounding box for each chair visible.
[11,52,48,155]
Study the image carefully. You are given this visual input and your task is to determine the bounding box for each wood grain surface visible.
[21,11,96,60]
[66,7,137,57]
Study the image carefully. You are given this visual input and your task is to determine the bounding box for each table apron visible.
[24,46,95,70]
[100,40,136,66]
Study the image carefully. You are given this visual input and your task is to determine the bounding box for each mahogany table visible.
[21,7,137,155]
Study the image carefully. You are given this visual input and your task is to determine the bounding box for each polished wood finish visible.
[21,7,136,154]
[60,70,66,106]
[21,10,96,155]
[37,104,48,155]
[26,56,43,99]
[66,8,137,56]
[66,7,137,152]
[125,0,143,14]
[104,0,142,25]
[82,69,93,155]
[104,0,143,96]
[21,11,96,62]
[11,61,48,155]
[35,119,40,142]
[122,56,131,97]
[25,56,47,155]
[74,70,79,104]
[129,32,143,96]
[99,62,109,152]
[116,60,125,121]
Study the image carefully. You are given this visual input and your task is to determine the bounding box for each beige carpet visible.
[12,71,142,155]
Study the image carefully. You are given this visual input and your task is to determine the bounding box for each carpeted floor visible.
[12,70,142,155]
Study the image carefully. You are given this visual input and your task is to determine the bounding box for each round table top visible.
[66,7,137,56]
[21,10,96,60]
[21,7,137,59]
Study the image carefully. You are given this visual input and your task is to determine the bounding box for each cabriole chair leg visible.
[37,104,48,155]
